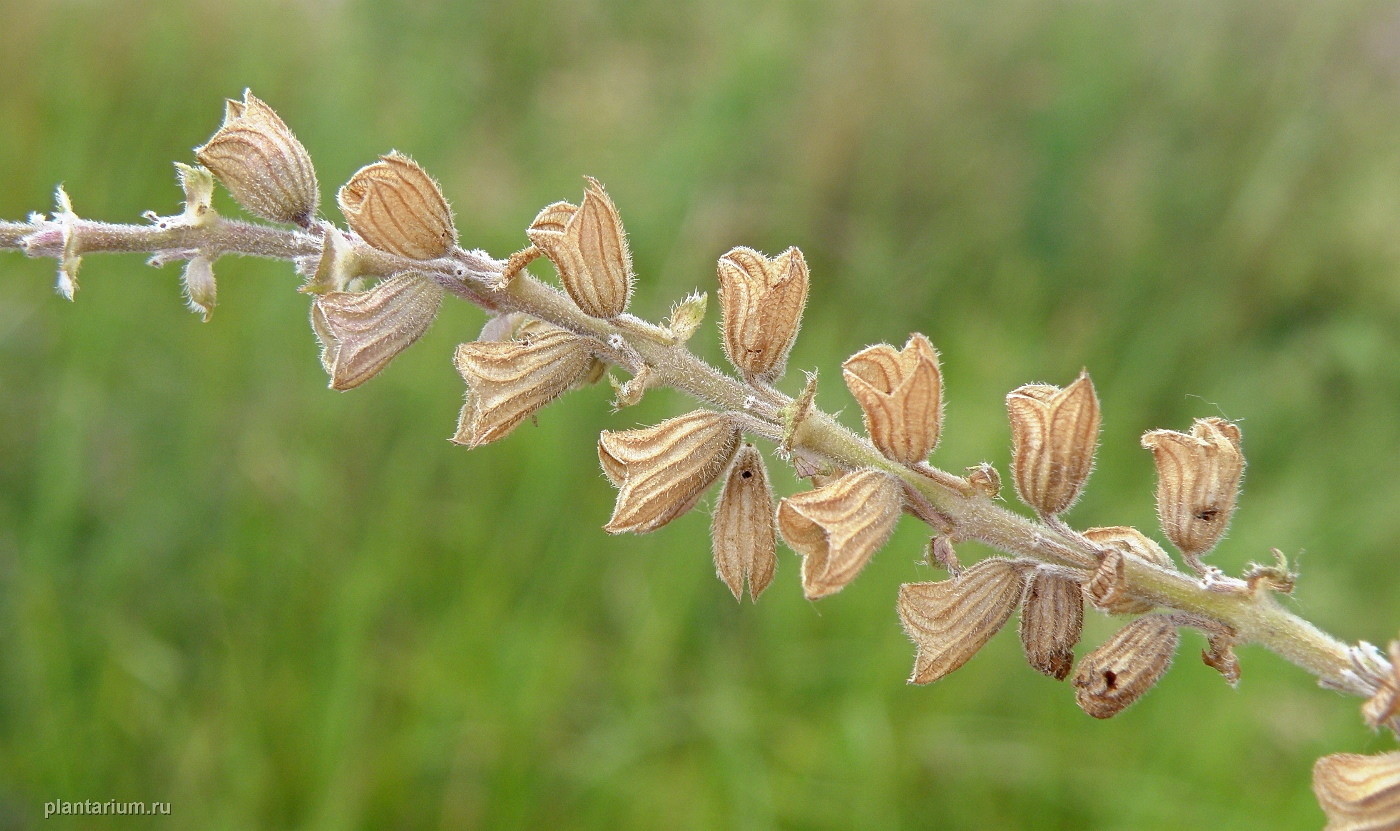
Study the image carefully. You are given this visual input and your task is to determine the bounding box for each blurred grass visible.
[2,0,1400,828]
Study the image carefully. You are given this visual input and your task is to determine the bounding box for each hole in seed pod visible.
[1102,670,1118,689]
[1196,507,1220,522]
[741,470,753,479]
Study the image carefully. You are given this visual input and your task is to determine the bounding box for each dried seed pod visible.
[195,89,319,225]
[599,411,740,534]
[898,558,1028,685]
[966,463,1002,499]
[1006,372,1100,516]
[716,246,809,381]
[1073,615,1179,718]
[711,444,778,602]
[778,469,902,599]
[338,152,457,259]
[1313,751,1400,831]
[525,178,633,319]
[180,255,217,322]
[1141,418,1244,571]
[1081,526,1173,614]
[842,333,943,465]
[1082,548,1150,615]
[1019,569,1084,680]
[452,325,598,447]
[311,273,444,390]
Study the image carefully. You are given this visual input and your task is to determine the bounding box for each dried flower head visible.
[195,90,319,226]
[1141,417,1245,571]
[898,558,1028,685]
[599,411,740,534]
[1006,372,1100,516]
[1313,751,1400,831]
[716,246,809,382]
[711,444,778,602]
[778,469,902,600]
[1081,526,1173,614]
[1073,615,1179,719]
[1019,569,1084,680]
[311,273,444,390]
[338,152,457,260]
[842,333,943,465]
[526,178,633,319]
[452,324,599,447]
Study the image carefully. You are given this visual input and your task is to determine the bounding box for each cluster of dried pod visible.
[13,90,1400,829]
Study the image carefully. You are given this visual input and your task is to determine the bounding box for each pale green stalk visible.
[1,211,1366,695]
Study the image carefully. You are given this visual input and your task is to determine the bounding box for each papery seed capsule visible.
[525,178,633,319]
[778,469,902,599]
[1006,372,1100,516]
[1073,615,1179,719]
[453,325,598,447]
[1312,751,1400,831]
[338,152,457,259]
[898,558,1028,685]
[311,273,444,390]
[1019,569,1084,680]
[195,90,319,225]
[599,411,740,534]
[716,246,809,382]
[711,444,778,602]
[1141,418,1244,571]
[1081,526,1173,614]
[842,333,943,465]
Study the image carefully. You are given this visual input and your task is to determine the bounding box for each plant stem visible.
[2,211,1368,696]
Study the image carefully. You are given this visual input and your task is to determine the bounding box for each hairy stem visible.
[3,212,1364,695]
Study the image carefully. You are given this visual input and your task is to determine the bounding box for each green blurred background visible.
[2,0,1399,828]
